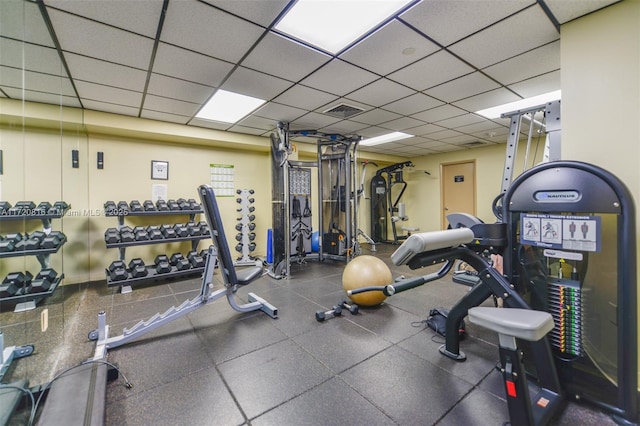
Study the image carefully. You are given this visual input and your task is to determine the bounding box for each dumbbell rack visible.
[104,200,210,293]
[234,189,258,266]
[0,202,68,312]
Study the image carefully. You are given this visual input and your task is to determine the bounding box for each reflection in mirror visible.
[0,1,89,421]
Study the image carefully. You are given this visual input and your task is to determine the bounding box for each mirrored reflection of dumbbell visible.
[338,299,359,315]
[315,305,342,322]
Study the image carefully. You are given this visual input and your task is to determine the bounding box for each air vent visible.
[462,141,485,147]
[323,103,365,119]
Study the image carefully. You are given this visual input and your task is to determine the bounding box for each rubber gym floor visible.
[2,244,617,425]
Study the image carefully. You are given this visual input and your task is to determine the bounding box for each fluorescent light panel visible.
[275,0,413,54]
[196,89,266,123]
[361,131,412,146]
[476,90,561,119]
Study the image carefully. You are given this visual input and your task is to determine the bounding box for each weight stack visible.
[547,278,583,356]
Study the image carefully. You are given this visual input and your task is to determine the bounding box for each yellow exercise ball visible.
[342,255,392,306]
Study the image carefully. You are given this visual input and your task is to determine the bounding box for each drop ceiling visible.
[0,0,619,157]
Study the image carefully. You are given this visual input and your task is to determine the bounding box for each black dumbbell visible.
[154,254,171,274]
[199,222,210,236]
[4,271,34,291]
[0,201,12,215]
[104,201,116,214]
[187,251,205,268]
[143,200,156,211]
[41,231,65,249]
[170,253,190,270]
[248,243,256,251]
[156,199,170,211]
[235,223,244,232]
[16,201,36,215]
[128,258,147,278]
[177,198,190,210]
[0,237,15,252]
[129,200,143,212]
[31,268,58,293]
[173,224,189,238]
[34,201,52,215]
[338,299,359,315]
[199,249,209,261]
[146,225,163,240]
[160,224,177,239]
[247,223,256,231]
[0,280,19,297]
[167,199,180,211]
[25,231,45,250]
[108,260,127,281]
[49,201,69,215]
[188,199,200,210]
[247,233,256,241]
[105,228,120,244]
[133,226,149,241]
[315,305,342,322]
[235,233,243,242]
[235,243,243,253]
[186,222,201,236]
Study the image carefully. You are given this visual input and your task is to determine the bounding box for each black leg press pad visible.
[37,362,107,426]
[0,379,28,425]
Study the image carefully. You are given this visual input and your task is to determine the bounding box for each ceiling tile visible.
[405,123,446,136]
[507,70,560,98]
[1,0,55,46]
[47,8,154,69]
[290,111,341,129]
[75,80,142,107]
[242,32,331,82]
[319,120,368,134]
[143,94,200,116]
[141,109,190,125]
[381,93,444,116]
[272,85,338,111]
[455,119,508,135]
[411,104,467,123]
[483,41,560,85]
[232,115,275,131]
[387,50,474,91]
[340,19,440,76]
[189,118,231,131]
[442,133,482,145]
[452,88,522,112]
[345,78,415,108]
[544,0,619,24]
[45,0,163,38]
[222,66,292,100]
[430,143,465,152]
[201,0,290,27]
[299,59,379,97]
[427,129,464,140]
[0,39,65,76]
[161,0,264,63]
[400,0,534,46]
[1,87,80,108]
[82,99,139,117]
[448,5,559,69]
[147,73,213,104]
[253,102,306,122]
[357,126,396,138]
[66,53,147,91]
[227,124,270,135]
[351,108,402,126]
[379,116,426,132]
[153,43,234,87]
[0,66,76,96]
[425,72,500,103]
[316,98,371,116]
[435,113,485,129]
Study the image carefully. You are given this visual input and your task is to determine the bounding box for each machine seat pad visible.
[235,266,262,286]
[468,307,554,341]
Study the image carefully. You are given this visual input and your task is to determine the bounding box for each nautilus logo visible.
[534,190,581,202]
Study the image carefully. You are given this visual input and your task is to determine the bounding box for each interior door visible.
[441,161,476,229]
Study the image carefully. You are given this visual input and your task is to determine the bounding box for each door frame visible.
[440,160,477,229]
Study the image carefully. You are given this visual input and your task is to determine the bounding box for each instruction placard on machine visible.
[520,213,601,252]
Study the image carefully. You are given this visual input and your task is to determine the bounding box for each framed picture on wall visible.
[151,160,169,180]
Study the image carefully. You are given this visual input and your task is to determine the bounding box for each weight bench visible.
[90,184,277,360]
[469,307,564,425]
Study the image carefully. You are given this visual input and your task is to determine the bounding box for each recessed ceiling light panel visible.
[361,131,412,146]
[196,89,266,124]
[476,90,561,119]
[275,0,414,54]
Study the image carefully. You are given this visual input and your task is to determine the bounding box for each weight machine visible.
[270,122,361,277]
[370,161,414,244]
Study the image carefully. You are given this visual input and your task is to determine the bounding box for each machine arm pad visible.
[391,228,474,266]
